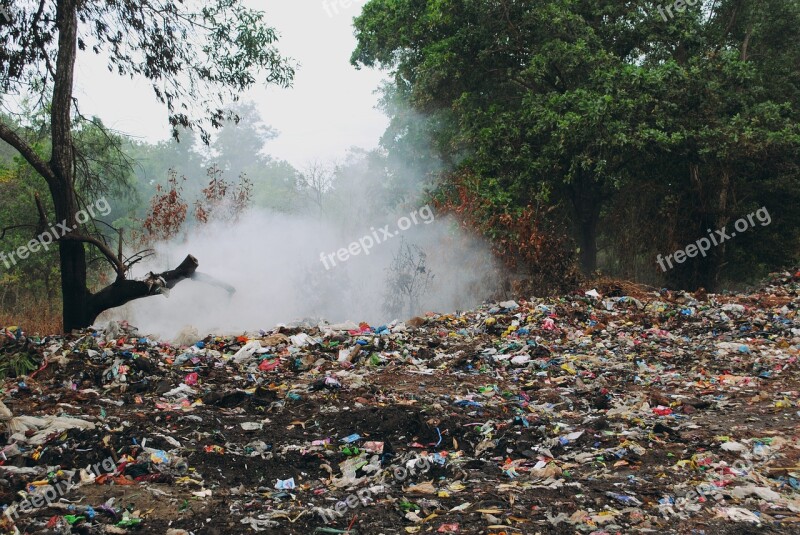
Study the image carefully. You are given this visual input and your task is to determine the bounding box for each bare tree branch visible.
[59,233,125,280]
[0,121,55,184]
[0,225,36,240]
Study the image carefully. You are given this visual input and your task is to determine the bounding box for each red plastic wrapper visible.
[259,359,279,371]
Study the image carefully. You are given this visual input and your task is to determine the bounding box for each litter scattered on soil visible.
[0,271,799,534]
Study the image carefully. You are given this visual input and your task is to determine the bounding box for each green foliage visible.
[0,350,38,379]
[0,334,40,379]
[122,103,301,220]
[353,0,800,290]
[0,123,60,308]
[0,0,295,143]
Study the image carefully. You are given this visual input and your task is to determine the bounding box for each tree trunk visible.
[578,216,599,275]
[688,164,732,291]
[570,172,603,276]
[702,169,732,290]
[50,0,87,332]
[51,181,90,331]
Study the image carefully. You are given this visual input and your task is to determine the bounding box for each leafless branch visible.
[0,121,55,184]
[59,233,125,280]
[0,225,36,240]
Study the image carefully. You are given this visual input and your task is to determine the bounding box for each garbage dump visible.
[0,271,798,534]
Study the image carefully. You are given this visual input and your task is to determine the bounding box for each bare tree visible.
[296,161,334,214]
[383,238,435,319]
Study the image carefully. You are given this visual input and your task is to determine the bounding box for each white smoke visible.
[101,206,499,340]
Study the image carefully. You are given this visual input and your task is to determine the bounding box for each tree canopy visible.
[352,0,800,290]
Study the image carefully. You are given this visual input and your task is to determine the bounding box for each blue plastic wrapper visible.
[454,400,482,408]
[274,477,296,490]
[430,453,447,465]
[607,492,642,505]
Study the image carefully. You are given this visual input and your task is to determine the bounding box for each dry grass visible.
[0,301,62,335]
[585,275,660,300]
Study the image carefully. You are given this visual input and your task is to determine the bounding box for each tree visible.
[383,237,434,319]
[0,146,60,313]
[209,101,278,177]
[193,164,253,225]
[208,101,301,213]
[140,169,188,245]
[296,161,334,215]
[351,0,657,274]
[352,0,800,287]
[0,0,294,330]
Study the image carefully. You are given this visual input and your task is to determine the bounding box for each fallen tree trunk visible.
[84,254,199,328]
[6,195,232,331]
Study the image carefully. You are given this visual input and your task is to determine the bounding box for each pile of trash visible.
[0,271,798,534]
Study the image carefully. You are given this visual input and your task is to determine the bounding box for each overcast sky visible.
[72,0,388,169]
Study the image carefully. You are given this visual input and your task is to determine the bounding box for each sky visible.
[72,0,389,169]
